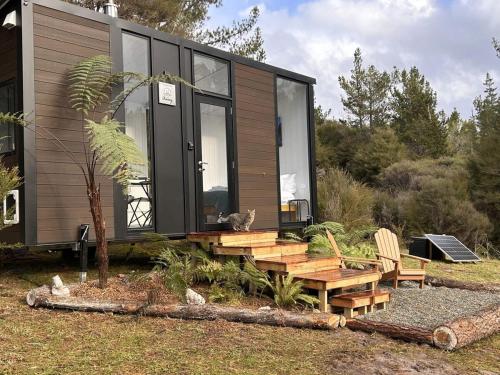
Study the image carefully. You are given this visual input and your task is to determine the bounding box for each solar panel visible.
[424,234,481,262]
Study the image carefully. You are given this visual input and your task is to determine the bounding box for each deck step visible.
[213,241,308,258]
[187,230,279,247]
[255,254,342,274]
[293,269,382,291]
[330,289,391,309]
[331,289,391,318]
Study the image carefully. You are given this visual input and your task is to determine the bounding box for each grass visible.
[0,247,499,375]
[404,257,500,284]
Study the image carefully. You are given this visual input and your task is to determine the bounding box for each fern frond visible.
[68,55,113,116]
[303,222,345,238]
[85,117,145,190]
[0,112,30,128]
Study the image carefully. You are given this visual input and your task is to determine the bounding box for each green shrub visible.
[317,167,374,230]
[263,274,319,309]
[350,127,407,184]
[376,157,492,247]
[153,248,199,302]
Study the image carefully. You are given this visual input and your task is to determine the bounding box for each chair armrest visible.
[341,256,382,265]
[400,253,431,269]
[376,253,399,263]
[400,253,431,263]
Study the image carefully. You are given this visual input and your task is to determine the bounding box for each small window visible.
[194,53,230,96]
[0,82,16,154]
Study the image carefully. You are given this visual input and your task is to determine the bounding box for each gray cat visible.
[218,209,256,231]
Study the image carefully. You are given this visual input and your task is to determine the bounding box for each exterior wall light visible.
[2,10,17,30]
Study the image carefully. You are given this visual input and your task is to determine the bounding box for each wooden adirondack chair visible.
[326,231,382,270]
[374,228,431,289]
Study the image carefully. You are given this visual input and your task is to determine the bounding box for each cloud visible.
[239,0,500,118]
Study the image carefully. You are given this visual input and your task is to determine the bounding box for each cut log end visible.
[433,326,458,350]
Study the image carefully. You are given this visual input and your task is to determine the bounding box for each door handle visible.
[198,161,208,165]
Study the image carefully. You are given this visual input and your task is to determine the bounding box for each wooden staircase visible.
[187,230,384,313]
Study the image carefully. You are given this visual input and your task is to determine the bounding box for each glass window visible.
[200,103,230,225]
[0,82,15,153]
[194,53,230,96]
[122,33,153,230]
[277,78,311,223]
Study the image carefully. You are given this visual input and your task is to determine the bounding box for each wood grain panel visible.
[33,5,114,244]
[235,64,279,229]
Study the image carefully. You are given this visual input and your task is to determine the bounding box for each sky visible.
[207,0,500,119]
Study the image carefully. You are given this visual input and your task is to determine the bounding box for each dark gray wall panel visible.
[152,40,185,235]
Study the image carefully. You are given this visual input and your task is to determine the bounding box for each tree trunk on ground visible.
[346,319,434,345]
[26,286,344,330]
[432,304,500,350]
[88,181,108,289]
[425,275,500,293]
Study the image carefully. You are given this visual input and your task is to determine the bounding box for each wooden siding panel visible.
[33,5,114,244]
[235,64,279,229]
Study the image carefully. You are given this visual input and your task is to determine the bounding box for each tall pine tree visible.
[470,71,500,244]
[391,67,447,158]
[339,48,391,128]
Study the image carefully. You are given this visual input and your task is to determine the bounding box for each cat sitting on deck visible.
[217,209,256,231]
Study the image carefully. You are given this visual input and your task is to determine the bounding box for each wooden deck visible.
[214,241,308,258]
[187,230,279,247]
[294,269,381,291]
[255,254,342,273]
[187,230,385,313]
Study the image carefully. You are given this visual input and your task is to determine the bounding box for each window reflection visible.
[122,33,153,230]
[277,78,311,223]
[0,82,15,153]
[194,54,230,96]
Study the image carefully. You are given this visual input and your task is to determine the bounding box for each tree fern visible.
[68,55,113,116]
[85,117,145,189]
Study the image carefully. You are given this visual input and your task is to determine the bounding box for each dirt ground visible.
[0,249,499,375]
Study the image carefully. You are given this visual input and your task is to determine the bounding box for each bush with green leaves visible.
[317,167,374,230]
[294,221,377,259]
[196,259,269,303]
[263,274,319,309]
[375,157,492,248]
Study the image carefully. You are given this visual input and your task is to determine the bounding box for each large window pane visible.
[200,103,229,224]
[0,82,15,153]
[194,54,229,96]
[277,78,311,223]
[122,33,153,230]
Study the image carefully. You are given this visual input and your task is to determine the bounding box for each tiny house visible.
[0,0,317,249]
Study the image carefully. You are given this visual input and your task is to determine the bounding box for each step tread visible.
[255,253,338,265]
[218,241,307,250]
[332,289,390,301]
[294,268,379,282]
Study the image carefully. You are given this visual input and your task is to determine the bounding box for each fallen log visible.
[26,286,343,330]
[432,304,500,350]
[425,276,500,293]
[346,319,434,345]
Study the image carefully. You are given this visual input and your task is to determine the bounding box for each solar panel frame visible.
[424,234,481,262]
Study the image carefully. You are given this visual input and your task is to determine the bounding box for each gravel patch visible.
[359,282,500,330]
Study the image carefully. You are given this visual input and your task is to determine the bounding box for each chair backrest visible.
[326,230,345,268]
[374,228,401,273]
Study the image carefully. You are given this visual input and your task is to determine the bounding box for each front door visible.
[194,95,235,231]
